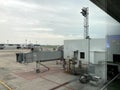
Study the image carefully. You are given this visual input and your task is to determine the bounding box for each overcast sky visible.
[0,0,120,45]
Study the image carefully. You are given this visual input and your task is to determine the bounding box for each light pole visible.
[36,41,38,44]
[81,7,89,39]
[7,40,9,44]
[25,39,27,45]
[81,7,90,73]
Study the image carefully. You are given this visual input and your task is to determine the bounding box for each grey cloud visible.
[0,0,119,44]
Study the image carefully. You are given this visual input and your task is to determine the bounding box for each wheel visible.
[79,75,89,84]
[36,69,40,73]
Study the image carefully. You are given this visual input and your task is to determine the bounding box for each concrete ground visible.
[0,49,101,90]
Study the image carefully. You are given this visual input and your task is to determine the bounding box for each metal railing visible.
[100,73,120,90]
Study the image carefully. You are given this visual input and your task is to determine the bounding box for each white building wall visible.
[64,39,88,64]
[90,39,106,51]
[64,39,106,64]
[64,38,107,81]
[90,51,106,64]
[64,30,120,81]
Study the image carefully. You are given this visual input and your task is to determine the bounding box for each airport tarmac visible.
[0,49,100,90]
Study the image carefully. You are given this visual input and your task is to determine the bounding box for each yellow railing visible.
[0,80,13,90]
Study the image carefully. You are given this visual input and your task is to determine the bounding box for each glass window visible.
[80,52,85,59]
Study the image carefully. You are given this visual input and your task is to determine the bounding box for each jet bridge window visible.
[80,52,85,59]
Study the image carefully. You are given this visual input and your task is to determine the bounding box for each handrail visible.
[0,80,13,90]
[100,73,120,90]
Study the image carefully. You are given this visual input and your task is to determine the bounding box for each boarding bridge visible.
[16,50,63,73]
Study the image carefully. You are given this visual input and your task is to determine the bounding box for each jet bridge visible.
[16,50,63,73]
